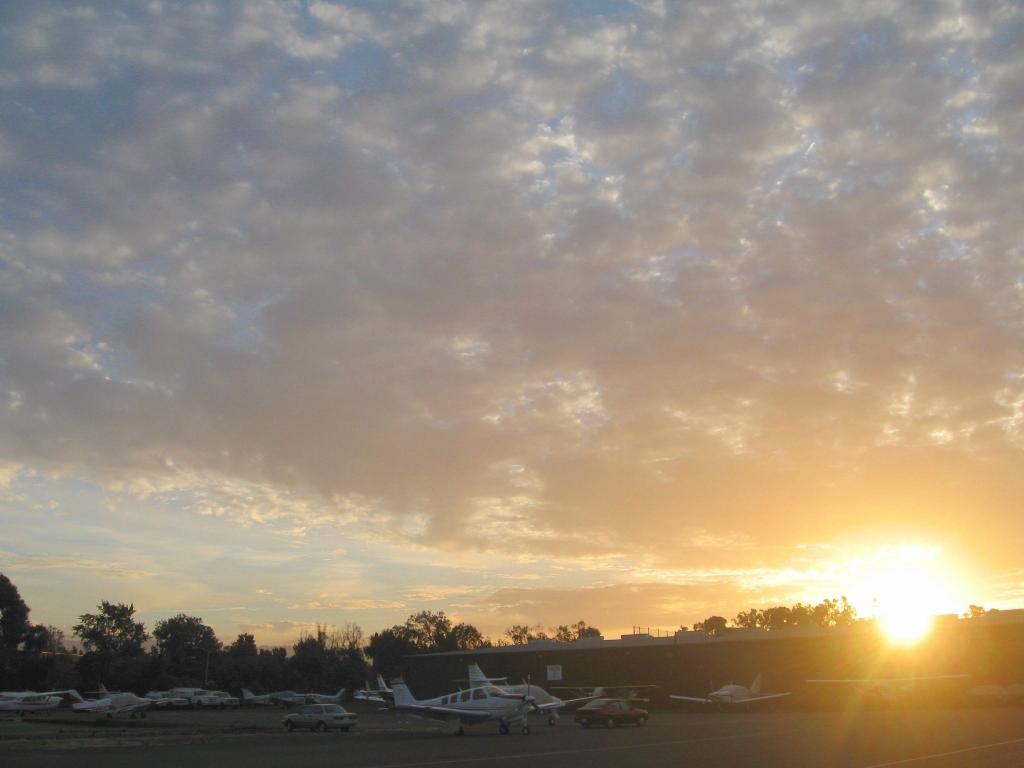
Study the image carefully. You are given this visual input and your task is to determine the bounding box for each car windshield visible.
[580,699,613,710]
[321,704,344,713]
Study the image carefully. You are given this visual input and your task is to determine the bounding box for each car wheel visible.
[285,720,294,732]
[606,717,615,729]
[522,725,530,735]
[637,715,647,726]
[316,721,327,732]
[195,701,202,709]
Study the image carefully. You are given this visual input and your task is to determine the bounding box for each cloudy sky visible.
[1,0,1022,646]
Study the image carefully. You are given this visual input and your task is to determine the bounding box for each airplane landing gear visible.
[521,725,530,735]
[455,725,465,737]
[499,722,509,735]
[547,716,556,726]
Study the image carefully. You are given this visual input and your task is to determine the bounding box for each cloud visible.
[2,0,1023,634]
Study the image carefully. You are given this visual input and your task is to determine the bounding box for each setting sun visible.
[847,547,954,645]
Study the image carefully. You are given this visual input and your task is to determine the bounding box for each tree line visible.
[0,573,601,694]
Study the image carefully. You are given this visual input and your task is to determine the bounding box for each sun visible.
[873,566,946,645]
[879,606,933,644]
[844,545,956,646]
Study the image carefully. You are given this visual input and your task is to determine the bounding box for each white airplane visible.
[241,688,279,706]
[0,692,65,714]
[353,675,392,705]
[671,674,790,708]
[275,689,347,706]
[806,674,970,702]
[72,689,154,718]
[466,664,594,726]
[391,678,535,736]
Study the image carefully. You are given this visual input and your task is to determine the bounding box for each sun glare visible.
[845,545,956,646]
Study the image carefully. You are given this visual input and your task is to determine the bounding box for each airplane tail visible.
[336,688,346,700]
[377,674,387,691]
[750,674,763,695]
[242,689,255,701]
[467,664,489,686]
[391,680,418,706]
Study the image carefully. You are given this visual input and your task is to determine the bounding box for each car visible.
[210,690,240,709]
[169,688,226,709]
[283,703,358,732]
[574,698,649,728]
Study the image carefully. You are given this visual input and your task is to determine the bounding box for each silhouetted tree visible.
[365,627,417,679]
[229,633,258,658]
[552,620,601,642]
[21,624,66,655]
[503,624,548,645]
[73,601,149,655]
[153,614,221,673]
[0,573,30,651]
[963,605,998,619]
[694,615,728,636]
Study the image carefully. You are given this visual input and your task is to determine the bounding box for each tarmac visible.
[2,702,1024,767]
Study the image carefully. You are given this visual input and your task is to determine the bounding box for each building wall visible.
[404,621,1024,708]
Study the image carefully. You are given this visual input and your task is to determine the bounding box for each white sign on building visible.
[546,664,563,682]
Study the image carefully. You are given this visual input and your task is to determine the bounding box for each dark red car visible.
[574,698,649,728]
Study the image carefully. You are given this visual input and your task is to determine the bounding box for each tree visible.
[229,633,258,658]
[153,614,221,674]
[447,622,490,650]
[73,601,149,656]
[694,615,728,636]
[963,605,997,619]
[291,624,366,692]
[22,624,67,655]
[812,596,856,628]
[552,620,601,642]
[0,573,30,651]
[503,624,548,645]
[365,628,417,679]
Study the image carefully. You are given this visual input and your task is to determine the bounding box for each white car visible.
[170,688,226,709]
[210,691,240,709]
[283,703,358,732]
[144,691,190,709]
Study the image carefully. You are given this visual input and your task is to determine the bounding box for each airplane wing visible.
[670,695,712,704]
[806,675,968,683]
[743,693,791,702]
[395,702,493,724]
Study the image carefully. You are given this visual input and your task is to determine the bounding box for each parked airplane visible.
[671,674,790,708]
[275,689,347,707]
[72,690,154,718]
[0,693,64,714]
[466,664,595,726]
[353,675,392,705]
[241,688,279,706]
[806,674,969,702]
[391,678,535,736]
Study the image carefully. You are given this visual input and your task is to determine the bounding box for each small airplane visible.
[0,692,67,714]
[72,689,154,719]
[671,674,790,708]
[240,689,279,706]
[466,664,596,726]
[353,675,392,705]
[806,674,970,702]
[275,689,347,706]
[391,678,536,736]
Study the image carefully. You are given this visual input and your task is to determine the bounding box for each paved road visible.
[4,707,1024,767]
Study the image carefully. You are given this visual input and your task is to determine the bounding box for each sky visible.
[1,0,1022,648]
